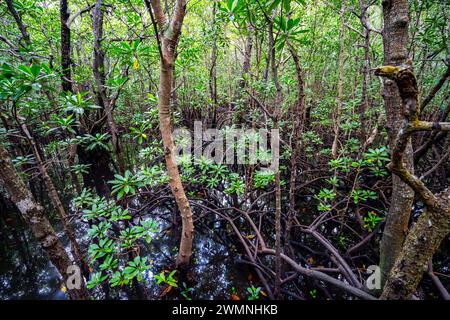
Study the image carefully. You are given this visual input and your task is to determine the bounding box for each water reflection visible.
[0,206,252,300]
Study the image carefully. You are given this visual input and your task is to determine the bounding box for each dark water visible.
[1,197,448,300]
[0,205,255,300]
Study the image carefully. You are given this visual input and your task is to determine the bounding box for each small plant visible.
[108,170,143,200]
[337,235,347,248]
[225,173,245,196]
[180,282,194,300]
[350,189,377,204]
[85,133,111,151]
[317,188,336,201]
[99,254,119,272]
[363,211,384,232]
[12,155,34,167]
[326,176,339,187]
[46,114,76,134]
[123,256,151,282]
[87,272,108,289]
[254,170,275,189]
[88,238,115,261]
[247,286,261,300]
[155,270,178,288]
[71,163,91,175]
[73,188,95,209]
[315,188,336,212]
[129,123,150,144]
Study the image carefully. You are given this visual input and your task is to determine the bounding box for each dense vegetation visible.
[0,0,448,300]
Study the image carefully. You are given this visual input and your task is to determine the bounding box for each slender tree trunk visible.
[17,120,85,269]
[145,0,194,268]
[239,23,254,89]
[60,0,72,93]
[378,0,414,285]
[332,0,346,158]
[267,16,282,298]
[0,144,89,300]
[358,0,371,144]
[5,0,31,47]
[92,0,125,175]
[60,0,83,195]
[209,3,218,125]
[286,43,305,252]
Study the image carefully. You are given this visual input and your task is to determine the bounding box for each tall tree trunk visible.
[378,0,414,285]
[267,15,282,298]
[145,0,194,268]
[358,0,371,144]
[5,0,31,47]
[239,23,254,89]
[209,2,218,125]
[60,0,83,195]
[286,43,305,253]
[0,144,89,300]
[332,0,346,158]
[92,0,125,175]
[60,0,72,93]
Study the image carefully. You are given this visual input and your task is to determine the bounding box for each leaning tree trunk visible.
[378,0,414,285]
[17,120,85,270]
[0,144,89,300]
[145,0,194,268]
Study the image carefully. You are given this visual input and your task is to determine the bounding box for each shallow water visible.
[0,205,255,300]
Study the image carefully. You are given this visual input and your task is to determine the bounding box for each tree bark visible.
[145,0,194,268]
[0,144,89,300]
[239,23,254,89]
[378,0,414,285]
[381,190,450,299]
[5,0,31,47]
[17,120,85,270]
[374,64,450,299]
[60,0,73,93]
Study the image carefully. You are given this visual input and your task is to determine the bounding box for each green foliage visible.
[350,189,377,204]
[363,211,384,232]
[247,286,261,300]
[254,170,275,189]
[225,173,245,196]
[88,238,116,261]
[109,170,143,200]
[129,123,150,144]
[85,133,111,151]
[155,270,178,288]
[87,272,108,289]
[315,188,336,212]
[122,256,151,282]
[71,163,91,175]
[181,282,194,300]
[81,193,159,290]
[61,91,100,115]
